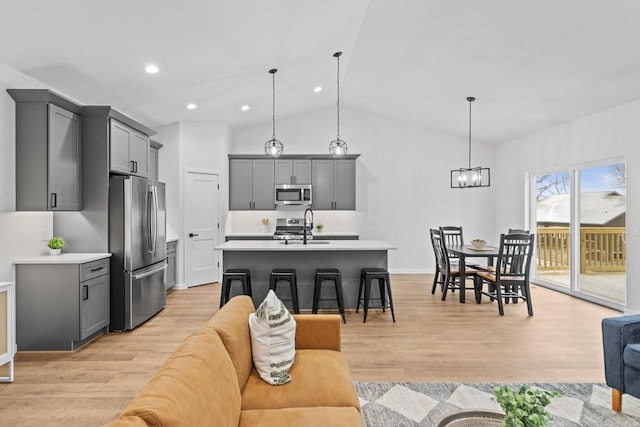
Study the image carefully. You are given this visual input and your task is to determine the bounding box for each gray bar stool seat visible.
[220,269,253,308]
[313,268,346,323]
[356,267,395,323]
[269,268,299,314]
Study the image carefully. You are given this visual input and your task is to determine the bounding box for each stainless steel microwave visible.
[275,184,312,206]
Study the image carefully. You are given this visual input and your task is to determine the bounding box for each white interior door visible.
[185,171,220,287]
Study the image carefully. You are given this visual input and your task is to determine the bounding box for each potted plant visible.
[47,237,65,255]
[492,385,559,427]
[316,223,324,233]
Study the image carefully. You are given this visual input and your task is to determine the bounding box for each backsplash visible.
[225,209,366,236]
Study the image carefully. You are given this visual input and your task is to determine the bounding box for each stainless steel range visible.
[273,218,312,241]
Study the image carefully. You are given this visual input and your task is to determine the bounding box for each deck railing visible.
[535,226,626,273]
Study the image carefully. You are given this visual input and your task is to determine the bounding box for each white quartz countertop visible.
[13,253,112,264]
[215,240,395,251]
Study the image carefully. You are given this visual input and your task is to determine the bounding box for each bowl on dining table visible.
[471,239,487,249]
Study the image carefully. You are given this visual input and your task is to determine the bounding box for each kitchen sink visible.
[279,240,331,245]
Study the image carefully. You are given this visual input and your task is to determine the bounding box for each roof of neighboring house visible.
[536,191,626,225]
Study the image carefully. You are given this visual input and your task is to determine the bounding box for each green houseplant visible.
[493,385,559,427]
[47,237,65,255]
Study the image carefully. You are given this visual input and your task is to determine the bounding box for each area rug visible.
[355,382,640,426]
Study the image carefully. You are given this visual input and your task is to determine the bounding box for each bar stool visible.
[356,267,396,323]
[220,269,253,308]
[269,269,299,314]
[313,268,346,323]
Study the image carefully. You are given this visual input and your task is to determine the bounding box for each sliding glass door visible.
[532,161,626,308]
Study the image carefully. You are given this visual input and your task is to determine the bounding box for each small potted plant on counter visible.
[316,223,324,233]
[47,237,65,255]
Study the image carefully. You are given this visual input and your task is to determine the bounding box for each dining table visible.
[446,244,500,303]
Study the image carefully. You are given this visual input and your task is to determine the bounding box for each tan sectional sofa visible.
[104,295,364,427]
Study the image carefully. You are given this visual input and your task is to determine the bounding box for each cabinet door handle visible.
[130,160,136,173]
[50,193,57,208]
[90,266,104,272]
[83,285,89,300]
[134,161,138,173]
[189,233,199,238]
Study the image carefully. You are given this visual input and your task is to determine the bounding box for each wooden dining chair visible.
[439,226,464,260]
[430,229,477,301]
[473,232,535,315]
[508,228,530,234]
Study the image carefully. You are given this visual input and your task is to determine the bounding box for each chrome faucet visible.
[303,208,313,245]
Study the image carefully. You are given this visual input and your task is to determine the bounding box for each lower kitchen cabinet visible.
[166,240,177,291]
[15,256,110,351]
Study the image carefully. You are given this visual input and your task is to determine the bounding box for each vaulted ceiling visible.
[1,0,640,143]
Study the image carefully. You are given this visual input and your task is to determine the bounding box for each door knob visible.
[189,233,199,238]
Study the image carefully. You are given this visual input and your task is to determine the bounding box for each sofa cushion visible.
[239,407,365,427]
[241,349,360,411]
[249,290,297,385]
[623,343,640,370]
[207,295,256,389]
[119,327,241,427]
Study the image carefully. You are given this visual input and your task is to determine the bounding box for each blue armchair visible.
[602,314,640,411]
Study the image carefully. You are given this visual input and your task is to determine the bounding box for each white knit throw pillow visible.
[249,290,296,385]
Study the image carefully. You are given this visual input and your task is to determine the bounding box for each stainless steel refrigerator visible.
[109,175,167,331]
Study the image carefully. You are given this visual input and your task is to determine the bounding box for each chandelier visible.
[450,97,490,188]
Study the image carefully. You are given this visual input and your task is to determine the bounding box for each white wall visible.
[0,63,55,282]
[231,107,498,273]
[155,121,231,287]
[495,98,640,312]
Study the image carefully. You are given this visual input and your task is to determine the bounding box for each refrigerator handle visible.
[147,189,154,254]
[152,186,159,255]
[131,262,167,280]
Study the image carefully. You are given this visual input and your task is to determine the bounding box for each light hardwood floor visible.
[0,274,619,426]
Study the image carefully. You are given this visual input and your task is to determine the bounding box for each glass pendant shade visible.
[264,138,284,157]
[329,137,347,157]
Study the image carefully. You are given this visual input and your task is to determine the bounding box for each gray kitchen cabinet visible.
[110,118,150,178]
[229,159,275,210]
[149,140,163,183]
[15,257,110,351]
[312,159,356,210]
[165,240,177,291]
[8,89,82,211]
[275,159,312,184]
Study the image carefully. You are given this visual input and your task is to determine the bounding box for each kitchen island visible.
[215,240,396,309]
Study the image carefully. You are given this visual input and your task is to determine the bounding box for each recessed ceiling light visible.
[241,105,251,111]
[313,86,323,93]
[186,103,197,110]
[145,64,159,74]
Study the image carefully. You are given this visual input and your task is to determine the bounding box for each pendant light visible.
[450,96,490,188]
[329,51,348,157]
[264,68,284,157]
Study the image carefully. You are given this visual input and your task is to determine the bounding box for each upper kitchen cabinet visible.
[229,158,275,210]
[312,158,357,210]
[82,106,155,180]
[8,89,83,211]
[149,140,163,183]
[109,119,150,178]
[275,159,312,184]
